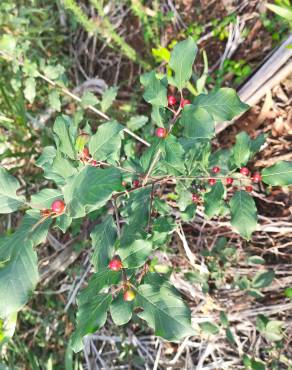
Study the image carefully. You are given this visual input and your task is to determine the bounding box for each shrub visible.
[0,37,291,352]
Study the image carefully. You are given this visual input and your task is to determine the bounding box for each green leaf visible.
[176,184,192,212]
[204,181,225,218]
[236,276,250,290]
[161,135,185,175]
[0,167,25,214]
[117,239,152,268]
[231,131,251,167]
[141,71,168,107]
[226,328,235,344]
[137,274,194,341]
[220,311,229,327]
[63,167,122,218]
[51,151,77,183]
[140,138,161,172]
[180,106,215,139]
[55,213,72,233]
[261,161,292,186]
[23,60,38,78]
[24,77,36,104]
[264,320,283,341]
[80,269,121,298]
[247,289,264,299]
[110,292,133,326]
[153,198,171,216]
[101,87,118,112]
[36,146,56,170]
[248,256,265,265]
[71,269,121,352]
[152,47,170,62]
[230,191,258,240]
[151,106,169,127]
[0,211,51,318]
[250,359,266,370]
[250,133,265,156]
[42,64,65,80]
[180,204,196,222]
[266,3,292,21]
[71,293,112,352]
[91,215,117,270]
[81,91,99,107]
[199,321,220,335]
[256,314,269,332]
[252,270,275,289]
[193,88,249,122]
[53,115,76,159]
[89,121,124,162]
[49,90,61,111]
[120,188,151,246]
[30,188,63,209]
[284,287,292,298]
[168,37,197,90]
[127,115,148,131]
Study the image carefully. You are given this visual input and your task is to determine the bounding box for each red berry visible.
[108,258,123,271]
[212,166,220,174]
[132,179,140,188]
[240,167,250,176]
[82,147,90,159]
[208,178,216,186]
[91,160,98,167]
[226,177,234,185]
[245,185,253,193]
[51,199,66,214]
[181,99,191,108]
[155,127,167,138]
[252,172,262,183]
[124,289,136,302]
[167,95,177,105]
[192,193,200,202]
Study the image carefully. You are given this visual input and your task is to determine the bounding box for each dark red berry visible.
[108,258,123,271]
[167,95,177,105]
[245,185,253,193]
[226,177,234,185]
[208,178,216,186]
[240,167,250,176]
[132,179,140,188]
[252,172,262,183]
[181,99,191,108]
[192,193,200,203]
[123,289,136,302]
[51,199,66,214]
[212,166,220,174]
[155,127,167,138]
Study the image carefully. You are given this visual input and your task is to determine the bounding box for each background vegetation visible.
[0,0,291,369]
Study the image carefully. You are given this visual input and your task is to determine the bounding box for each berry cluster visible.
[167,95,191,109]
[155,95,191,139]
[191,166,262,203]
[108,257,136,302]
